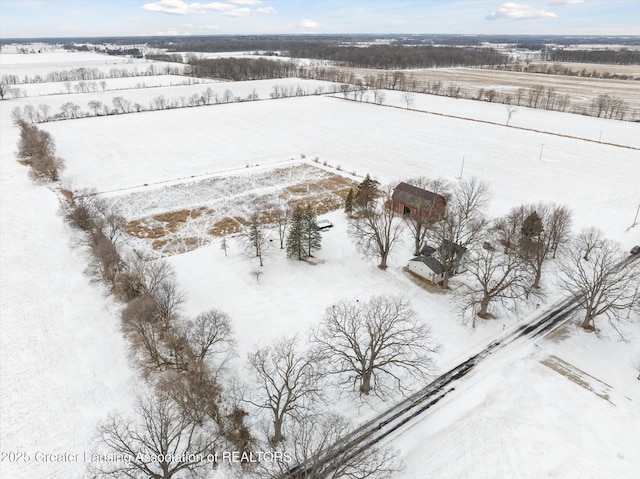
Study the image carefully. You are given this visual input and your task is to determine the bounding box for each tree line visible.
[0,63,185,86]
[548,48,640,65]
[8,82,342,123]
[288,44,508,69]
[493,61,639,80]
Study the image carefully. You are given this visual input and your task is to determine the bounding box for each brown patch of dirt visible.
[208,217,246,236]
[540,355,612,402]
[152,239,168,250]
[403,267,449,294]
[127,220,166,239]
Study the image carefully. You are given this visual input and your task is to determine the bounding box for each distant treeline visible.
[548,49,640,65]
[286,44,506,69]
[188,57,299,81]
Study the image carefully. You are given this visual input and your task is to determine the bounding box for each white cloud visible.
[549,0,583,4]
[256,6,275,14]
[299,18,320,29]
[486,2,558,20]
[142,0,197,15]
[223,7,250,16]
[142,0,271,16]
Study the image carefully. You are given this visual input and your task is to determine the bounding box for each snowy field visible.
[43,94,640,248]
[1,51,639,479]
[9,77,339,120]
[0,51,186,82]
[175,50,332,66]
[12,74,216,98]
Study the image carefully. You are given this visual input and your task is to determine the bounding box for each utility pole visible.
[458,156,465,179]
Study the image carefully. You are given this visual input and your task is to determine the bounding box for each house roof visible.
[392,182,443,209]
[420,245,437,257]
[441,239,467,260]
[409,255,445,274]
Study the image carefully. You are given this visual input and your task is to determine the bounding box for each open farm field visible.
[14,74,215,98]
[358,89,640,148]
[44,94,640,247]
[0,52,186,82]
[340,65,640,116]
[9,77,339,119]
[521,61,640,77]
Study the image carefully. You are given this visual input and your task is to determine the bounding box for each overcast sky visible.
[1,0,638,39]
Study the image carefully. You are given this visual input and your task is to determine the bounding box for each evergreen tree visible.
[286,206,305,260]
[303,205,322,258]
[521,211,543,239]
[354,174,379,209]
[344,188,354,215]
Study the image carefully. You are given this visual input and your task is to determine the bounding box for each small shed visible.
[407,256,446,284]
[389,182,447,222]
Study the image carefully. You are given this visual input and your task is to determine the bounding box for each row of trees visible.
[9,82,344,124]
[302,68,635,121]
[494,61,639,80]
[15,121,64,181]
[0,63,185,86]
[60,191,255,478]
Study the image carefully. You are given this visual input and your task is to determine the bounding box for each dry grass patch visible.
[208,217,246,236]
[113,163,359,256]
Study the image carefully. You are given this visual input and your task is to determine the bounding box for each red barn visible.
[388,182,447,222]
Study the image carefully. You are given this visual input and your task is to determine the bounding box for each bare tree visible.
[246,336,322,445]
[264,413,401,479]
[576,226,603,261]
[425,177,490,288]
[112,96,131,114]
[311,295,438,397]
[349,187,404,269]
[457,243,537,327]
[92,392,220,479]
[241,212,270,267]
[403,177,450,256]
[0,80,9,100]
[557,233,640,332]
[272,202,289,249]
[183,309,235,368]
[37,103,51,121]
[401,91,414,109]
[88,100,103,115]
[497,202,572,289]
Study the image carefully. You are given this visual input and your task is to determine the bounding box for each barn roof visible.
[392,182,442,208]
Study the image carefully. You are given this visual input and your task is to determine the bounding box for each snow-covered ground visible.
[12,74,216,98]
[0,51,186,82]
[0,88,137,479]
[1,51,639,479]
[41,94,640,249]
